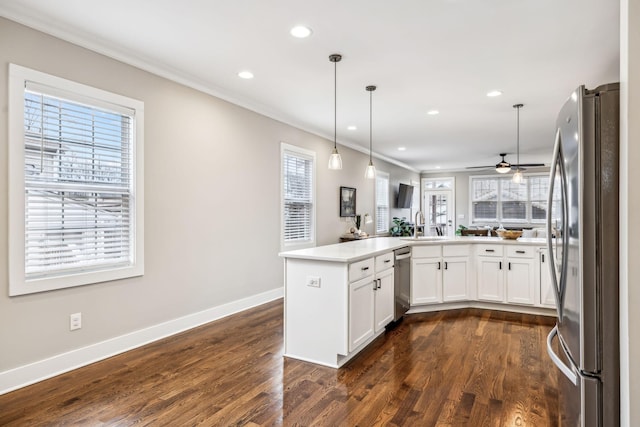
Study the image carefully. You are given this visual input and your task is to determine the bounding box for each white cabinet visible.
[477,245,504,302]
[411,245,470,304]
[348,252,394,352]
[442,257,469,302]
[349,275,375,352]
[505,246,535,305]
[476,244,536,306]
[411,257,442,304]
[374,268,394,332]
[539,248,556,308]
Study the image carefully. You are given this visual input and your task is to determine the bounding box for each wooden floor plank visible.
[0,300,558,426]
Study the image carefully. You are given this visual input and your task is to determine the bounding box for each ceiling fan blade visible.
[512,163,546,167]
[465,165,496,169]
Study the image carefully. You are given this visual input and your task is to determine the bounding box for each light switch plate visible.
[306,276,321,288]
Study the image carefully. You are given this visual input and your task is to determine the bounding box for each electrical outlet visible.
[306,276,321,288]
[70,312,82,331]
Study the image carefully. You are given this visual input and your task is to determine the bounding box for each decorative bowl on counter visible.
[496,230,523,240]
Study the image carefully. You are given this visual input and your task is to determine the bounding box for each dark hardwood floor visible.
[0,300,558,426]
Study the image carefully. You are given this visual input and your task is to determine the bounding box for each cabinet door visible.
[374,269,394,332]
[477,257,504,302]
[442,257,468,302]
[506,258,535,305]
[539,249,556,308]
[349,276,375,352]
[411,258,442,304]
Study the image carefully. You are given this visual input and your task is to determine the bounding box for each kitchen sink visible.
[400,236,450,241]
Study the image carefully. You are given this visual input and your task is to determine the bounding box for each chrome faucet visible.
[414,210,424,238]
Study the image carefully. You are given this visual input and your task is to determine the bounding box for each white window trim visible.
[375,170,390,234]
[280,143,316,250]
[421,176,456,235]
[8,64,145,296]
[468,173,548,226]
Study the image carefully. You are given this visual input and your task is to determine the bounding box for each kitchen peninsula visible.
[279,236,555,368]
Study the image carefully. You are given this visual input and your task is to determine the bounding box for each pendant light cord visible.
[516,105,520,168]
[334,59,337,150]
[369,89,373,162]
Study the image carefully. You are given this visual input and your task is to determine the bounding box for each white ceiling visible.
[0,0,620,172]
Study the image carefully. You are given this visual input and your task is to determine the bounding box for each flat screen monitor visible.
[397,183,413,209]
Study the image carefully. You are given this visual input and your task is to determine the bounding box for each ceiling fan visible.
[466,153,545,173]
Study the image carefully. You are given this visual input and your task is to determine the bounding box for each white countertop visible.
[279,236,548,263]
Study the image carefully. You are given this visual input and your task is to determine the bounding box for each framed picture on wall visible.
[340,186,356,217]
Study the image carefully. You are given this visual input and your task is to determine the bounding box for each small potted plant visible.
[389,217,412,237]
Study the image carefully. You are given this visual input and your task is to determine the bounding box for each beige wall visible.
[0,17,418,374]
[620,1,639,425]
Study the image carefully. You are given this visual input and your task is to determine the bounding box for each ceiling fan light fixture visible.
[495,153,511,173]
[496,162,511,173]
[328,54,343,170]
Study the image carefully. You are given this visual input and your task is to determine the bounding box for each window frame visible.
[468,173,549,226]
[280,143,316,250]
[375,171,390,234]
[8,64,145,296]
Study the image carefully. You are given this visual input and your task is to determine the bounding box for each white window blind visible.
[375,172,390,233]
[282,145,315,246]
[470,174,550,225]
[9,64,144,296]
[23,87,133,278]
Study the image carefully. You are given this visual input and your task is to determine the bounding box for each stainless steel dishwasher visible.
[393,247,411,322]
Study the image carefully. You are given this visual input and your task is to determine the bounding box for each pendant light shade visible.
[512,103,524,183]
[328,54,343,170]
[365,85,377,179]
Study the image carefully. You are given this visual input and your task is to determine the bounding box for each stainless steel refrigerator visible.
[546,83,619,426]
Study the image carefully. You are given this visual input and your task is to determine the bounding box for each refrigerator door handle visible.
[547,129,568,320]
[547,325,578,386]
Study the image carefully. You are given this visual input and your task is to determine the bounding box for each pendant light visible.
[364,85,377,179]
[328,54,343,170]
[512,103,524,183]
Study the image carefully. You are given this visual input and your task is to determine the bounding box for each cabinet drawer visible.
[412,245,442,258]
[476,244,503,257]
[506,246,535,258]
[375,252,394,273]
[443,244,470,257]
[349,257,374,282]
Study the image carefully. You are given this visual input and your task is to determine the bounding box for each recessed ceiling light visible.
[427,110,439,115]
[487,90,503,97]
[347,125,357,131]
[290,26,312,38]
[398,147,406,151]
[435,166,441,169]
[238,71,254,79]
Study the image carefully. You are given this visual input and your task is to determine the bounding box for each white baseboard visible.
[0,287,283,395]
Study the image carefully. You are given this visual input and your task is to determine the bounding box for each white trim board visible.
[0,287,284,395]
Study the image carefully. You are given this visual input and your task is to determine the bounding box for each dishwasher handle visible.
[395,253,411,261]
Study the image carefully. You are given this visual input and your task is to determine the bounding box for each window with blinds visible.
[9,64,144,296]
[282,144,315,247]
[469,174,550,225]
[375,172,390,233]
